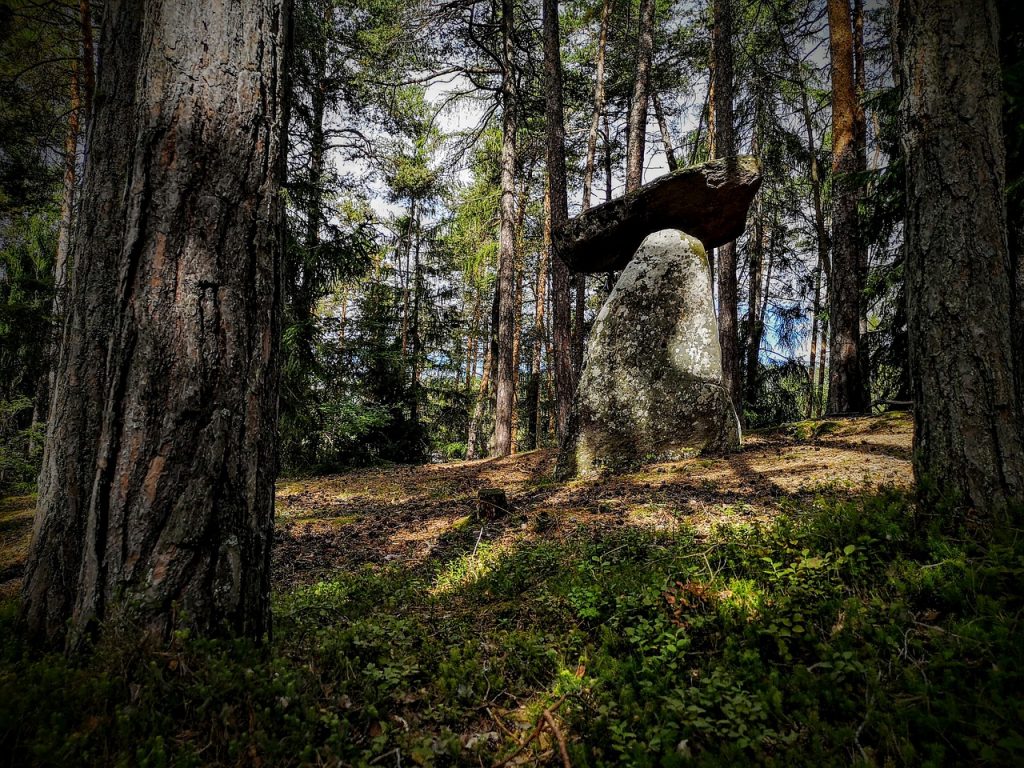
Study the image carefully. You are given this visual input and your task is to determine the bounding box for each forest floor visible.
[3,411,1024,767]
[272,412,913,589]
[1,412,914,601]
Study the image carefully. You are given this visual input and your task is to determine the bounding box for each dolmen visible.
[556,156,761,477]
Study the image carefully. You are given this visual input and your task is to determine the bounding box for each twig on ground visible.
[472,526,485,557]
[491,696,567,768]
[543,710,572,768]
[486,707,516,739]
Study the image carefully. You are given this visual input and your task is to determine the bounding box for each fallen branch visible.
[543,710,572,768]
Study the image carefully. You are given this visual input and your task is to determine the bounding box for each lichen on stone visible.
[573,228,741,476]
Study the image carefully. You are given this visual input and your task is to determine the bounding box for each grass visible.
[2,487,1023,767]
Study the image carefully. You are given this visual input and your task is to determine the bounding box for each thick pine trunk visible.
[711,0,741,413]
[1000,2,1024,402]
[543,0,573,441]
[22,0,289,648]
[826,0,869,414]
[493,0,519,457]
[898,0,1024,517]
[625,0,655,192]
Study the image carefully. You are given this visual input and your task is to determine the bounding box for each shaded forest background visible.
[1,1,1024,765]
[7,0,1012,487]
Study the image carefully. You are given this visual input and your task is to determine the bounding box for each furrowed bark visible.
[22,0,290,647]
[493,0,519,457]
[898,0,1024,518]
[543,0,573,441]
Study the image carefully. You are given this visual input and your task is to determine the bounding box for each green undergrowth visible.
[2,490,1023,766]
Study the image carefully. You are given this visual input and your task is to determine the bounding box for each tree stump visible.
[477,488,511,519]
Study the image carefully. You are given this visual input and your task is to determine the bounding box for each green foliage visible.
[4,490,1024,766]
[744,360,808,429]
[0,397,43,494]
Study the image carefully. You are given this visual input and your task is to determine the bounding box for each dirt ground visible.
[0,412,914,599]
[271,412,914,588]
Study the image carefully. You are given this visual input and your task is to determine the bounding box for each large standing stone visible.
[564,229,740,475]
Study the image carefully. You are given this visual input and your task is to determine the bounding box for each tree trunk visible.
[543,0,573,441]
[581,0,611,213]
[807,259,823,418]
[492,0,519,457]
[528,183,552,449]
[468,287,499,459]
[35,0,96,449]
[799,81,832,419]
[711,0,741,413]
[410,203,422,427]
[625,0,655,192]
[603,113,614,203]
[511,173,530,447]
[572,273,585,379]
[652,89,678,172]
[999,1,1024,402]
[745,188,764,407]
[22,0,289,648]
[465,293,480,393]
[853,0,871,403]
[743,95,765,408]
[826,0,869,414]
[898,0,1024,518]
[816,317,828,418]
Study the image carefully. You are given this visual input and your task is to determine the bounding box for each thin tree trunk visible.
[603,113,613,202]
[853,0,871,403]
[581,0,612,213]
[543,0,573,441]
[826,0,869,414]
[898,0,1024,518]
[77,2,94,99]
[743,95,765,408]
[400,213,413,360]
[625,0,655,192]
[528,183,552,449]
[711,0,741,413]
[816,318,828,418]
[466,293,480,393]
[492,0,519,457]
[34,59,83,454]
[651,89,678,172]
[468,287,499,459]
[799,81,832,418]
[410,203,422,427]
[807,257,824,418]
[22,0,289,648]
[745,189,764,407]
[690,77,711,165]
[53,66,80,316]
[511,173,530,447]
[572,273,585,379]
